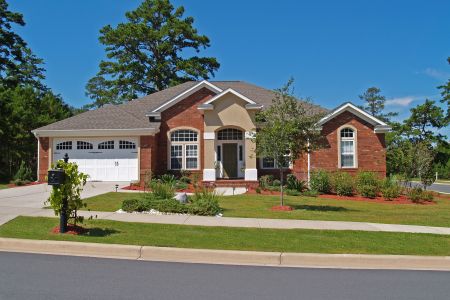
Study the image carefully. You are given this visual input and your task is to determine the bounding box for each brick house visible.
[32,80,391,185]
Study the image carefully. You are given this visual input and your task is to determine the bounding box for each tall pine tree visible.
[85,0,220,108]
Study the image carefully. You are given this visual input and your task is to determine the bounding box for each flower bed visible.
[319,194,436,205]
[7,181,44,188]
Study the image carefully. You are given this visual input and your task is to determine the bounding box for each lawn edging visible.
[1,237,450,271]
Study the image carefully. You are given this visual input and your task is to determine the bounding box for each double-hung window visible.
[340,128,356,168]
[169,129,199,170]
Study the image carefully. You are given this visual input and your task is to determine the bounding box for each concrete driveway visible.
[0,182,129,225]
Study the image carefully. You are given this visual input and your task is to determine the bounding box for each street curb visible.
[0,237,450,271]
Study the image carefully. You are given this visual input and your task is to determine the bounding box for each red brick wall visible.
[155,87,215,179]
[299,111,386,178]
[38,137,50,182]
[139,135,157,185]
[258,111,387,181]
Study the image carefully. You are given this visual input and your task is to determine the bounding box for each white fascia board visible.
[374,125,392,133]
[318,103,388,127]
[203,88,257,105]
[151,80,222,113]
[32,128,159,138]
[197,104,214,110]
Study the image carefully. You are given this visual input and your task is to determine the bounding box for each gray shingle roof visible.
[34,81,327,131]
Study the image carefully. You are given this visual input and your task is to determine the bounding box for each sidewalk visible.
[2,206,448,235]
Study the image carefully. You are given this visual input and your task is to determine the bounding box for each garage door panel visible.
[52,138,139,182]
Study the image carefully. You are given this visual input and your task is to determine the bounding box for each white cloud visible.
[424,68,450,80]
[385,96,415,106]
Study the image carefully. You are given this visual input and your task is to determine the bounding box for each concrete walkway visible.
[5,207,449,235]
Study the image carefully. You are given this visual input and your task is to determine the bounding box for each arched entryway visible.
[216,128,245,179]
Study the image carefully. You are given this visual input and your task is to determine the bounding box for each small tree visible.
[46,160,88,226]
[254,79,324,206]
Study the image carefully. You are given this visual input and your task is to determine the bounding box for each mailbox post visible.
[48,153,69,233]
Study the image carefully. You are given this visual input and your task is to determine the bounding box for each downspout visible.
[36,135,40,182]
[307,139,311,188]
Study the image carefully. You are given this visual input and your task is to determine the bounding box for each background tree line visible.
[357,69,449,181]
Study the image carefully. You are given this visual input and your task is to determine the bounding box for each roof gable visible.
[147,80,222,114]
[318,102,391,133]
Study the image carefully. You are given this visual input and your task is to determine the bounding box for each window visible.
[340,127,356,168]
[169,129,199,170]
[217,145,221,161]
[185,145,198,169]
[77,141,93,150]
[98,141,114,149]
[170,145,183,170]
[56,141,72,150]
[239,145,243,161]
[170,130,198,142]
[217,128,243,140]
[119,140,136,149]
[261,152,290,169]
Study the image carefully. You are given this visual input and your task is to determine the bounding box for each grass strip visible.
[1,216,449,256]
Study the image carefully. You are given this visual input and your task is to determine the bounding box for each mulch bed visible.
[51,224,87,235]
[271,205,293,211]
[318,194,435,205]
[247,188,436,205]
[121,184,196,193]
[7,181,44,188]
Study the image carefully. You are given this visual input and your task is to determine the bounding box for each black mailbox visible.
[48,169,65,186]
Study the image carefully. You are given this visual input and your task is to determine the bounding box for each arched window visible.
[56,141,72,150]
[217,128,243,140]
[98,140,114,149]
[169,129,199,170]
[77,141,93,150]
[339,127,356,168]
[119,140,136,149]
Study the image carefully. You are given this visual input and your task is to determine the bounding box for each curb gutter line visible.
[0,237,449,271]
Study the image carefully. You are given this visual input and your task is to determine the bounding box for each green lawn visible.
[0,183,9,189]
[1,216,450,256]
[82,192,450,228]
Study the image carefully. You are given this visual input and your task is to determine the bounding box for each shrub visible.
[266,186,281,192]
[159,174,177,186]
[285,189,300,196]
[259,175,274,189]
[407,187,424,203]
[310,170,332,194]
[407,187,435,203]
[255,187,261,194]
[12,179,30,186]
[302,189,318,197]
[13,161,33,182]
[272,179,281,187]
[286,174,307,192]
[157,198,188,214]
[333,172,354,196]
[179,176,191,184]
[189,188,221,216]
[121,198,141,212]
[150,181,175,199]
[356,171,380,198]
[175,181,188,190]
[380,177,402,201]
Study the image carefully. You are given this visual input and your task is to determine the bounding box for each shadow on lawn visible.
[82,228,120,237]
[291,204,355,212]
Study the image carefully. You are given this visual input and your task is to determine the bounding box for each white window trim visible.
[338,125,358,169]
[168,128,200,170]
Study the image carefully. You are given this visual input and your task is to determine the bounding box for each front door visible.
[222,143,238,178]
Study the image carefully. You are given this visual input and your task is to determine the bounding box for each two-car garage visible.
[52,137,139,182]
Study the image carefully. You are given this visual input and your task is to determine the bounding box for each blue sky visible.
[9,0,450,123]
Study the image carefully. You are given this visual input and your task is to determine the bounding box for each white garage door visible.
[52,138,139,182]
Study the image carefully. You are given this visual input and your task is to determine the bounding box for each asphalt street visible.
[0,252,449,300]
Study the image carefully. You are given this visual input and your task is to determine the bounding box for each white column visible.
[245,168,258,181]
